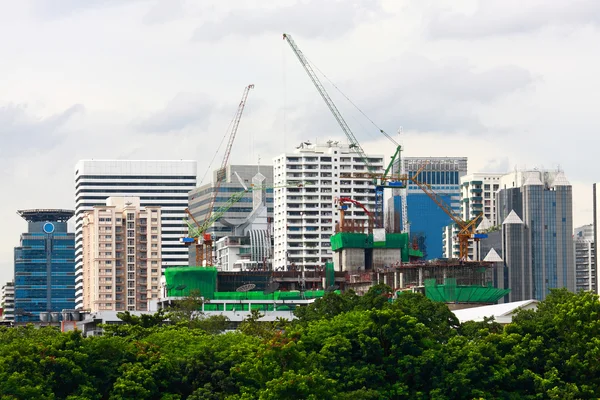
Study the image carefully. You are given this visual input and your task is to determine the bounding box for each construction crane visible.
[182,181,310,266]
[408,163,482,261]
[335,197,374,233]
[282,33,404,229]
[186,84,253,267]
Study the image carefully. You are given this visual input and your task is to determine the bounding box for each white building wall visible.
[74,160,196,309]
[272,141,383,270]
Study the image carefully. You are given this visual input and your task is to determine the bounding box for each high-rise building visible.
[187,164,274,266]
[74,160,196,309]
[497,170,575,301]
[389,157,467,259]
[593,183,600,294]
[574,224,595,293]
[1,281,14,322]
[273,141,384,270]
[82,197,162,312]
[14,210,75,323]
[460,173,504,226]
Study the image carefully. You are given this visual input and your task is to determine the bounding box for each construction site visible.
[171,33,509,308]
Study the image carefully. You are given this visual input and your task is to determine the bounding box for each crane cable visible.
[302,54,399,147]
[198,111,237,186]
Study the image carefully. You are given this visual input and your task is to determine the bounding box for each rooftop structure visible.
[17,209,74,222]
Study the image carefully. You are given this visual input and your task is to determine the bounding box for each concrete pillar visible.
[399,272,404,289]
[418,267,423,287]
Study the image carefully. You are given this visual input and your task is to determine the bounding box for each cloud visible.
[0,103,84,157]
[28,0,148,18]
[193,0,384,41]
[142,0,184,25]
[137,93,215,133]
[427,0,600,39]
[285,54,535,140]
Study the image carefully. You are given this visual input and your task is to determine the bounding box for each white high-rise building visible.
[272,141,384,270]
[459,172,504,226]
[574,224,595,293]
[1,281,14,322]
[74,160,196,309]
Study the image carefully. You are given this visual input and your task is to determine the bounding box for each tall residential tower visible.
[82,197,162,312]
[273,141,383,270]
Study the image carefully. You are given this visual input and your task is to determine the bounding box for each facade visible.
[497,170,575,301]
[1,281,14,322]
[390,157,468,259]
[574,224,595,293]
[594,183,600,294]
[74,160,196,309]
[273,141,384,270]
[14,210,76,323]
[82,197,162,312]
[187,164,273,266]
[460,173,504,225]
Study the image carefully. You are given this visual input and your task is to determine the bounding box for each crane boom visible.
[282,33,373,171]
[204,84,255,227]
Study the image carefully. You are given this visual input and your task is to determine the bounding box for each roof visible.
[502,210,524,225]
[552,171,570,187]
[452,299,538,324]
[476,216,492,231]
[17,209,75,222]
[483,248,503,262]
[523,173,543,186]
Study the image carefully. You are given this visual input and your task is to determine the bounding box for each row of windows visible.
[76,175,196,182]
[76,189,191,195]
[77,181,195,187]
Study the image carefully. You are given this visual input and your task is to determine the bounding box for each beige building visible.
[82,197,161,312]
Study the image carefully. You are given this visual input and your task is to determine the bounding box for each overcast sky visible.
[1,0,599,284]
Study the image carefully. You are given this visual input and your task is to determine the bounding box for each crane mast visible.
[205,84,255,226]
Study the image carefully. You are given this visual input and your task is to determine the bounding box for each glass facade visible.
[14,215,75,323]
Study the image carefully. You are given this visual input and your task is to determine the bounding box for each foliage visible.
[1,289,600,398]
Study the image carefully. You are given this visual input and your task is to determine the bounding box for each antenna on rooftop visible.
[263,281,280,295]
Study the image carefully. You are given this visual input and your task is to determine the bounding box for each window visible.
[152,235,158,240]
[105,286,112,290]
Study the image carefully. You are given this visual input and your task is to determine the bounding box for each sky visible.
[1,0,599,284]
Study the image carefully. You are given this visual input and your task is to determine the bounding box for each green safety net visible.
[423,278,510,303]
[164,266,217,298]
[325,262,335,287]
[329,232,422,261]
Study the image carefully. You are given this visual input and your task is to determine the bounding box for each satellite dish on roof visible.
[175,285,187,291]
[236,283,256,293]
[325,285,339,293]
[263,281,280,295]
[165,284,175,290]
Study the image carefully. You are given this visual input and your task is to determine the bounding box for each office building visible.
[187,165,273,264]
[74,160,196,309]
[1,281,14,322]
[390,157,467,259]
[574,224,595,293]
[82,197,162,312]
[273,141,384,270]
[497,170,575,301]
[14,209,76,323]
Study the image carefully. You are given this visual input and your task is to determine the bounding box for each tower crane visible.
[282,33,404,229]
[185,84,254,266]
[408,162,481,261]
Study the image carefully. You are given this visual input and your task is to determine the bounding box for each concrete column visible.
[418,267,423,287]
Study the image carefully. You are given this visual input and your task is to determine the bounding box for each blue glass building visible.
[389,157,467,259]
[14,210,76,323]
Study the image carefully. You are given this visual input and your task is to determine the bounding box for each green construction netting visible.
[164,266,217,298]
[424,278,511,304]
[325,262,335,287]
[330,232,422,261]
[211,290,333,301]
